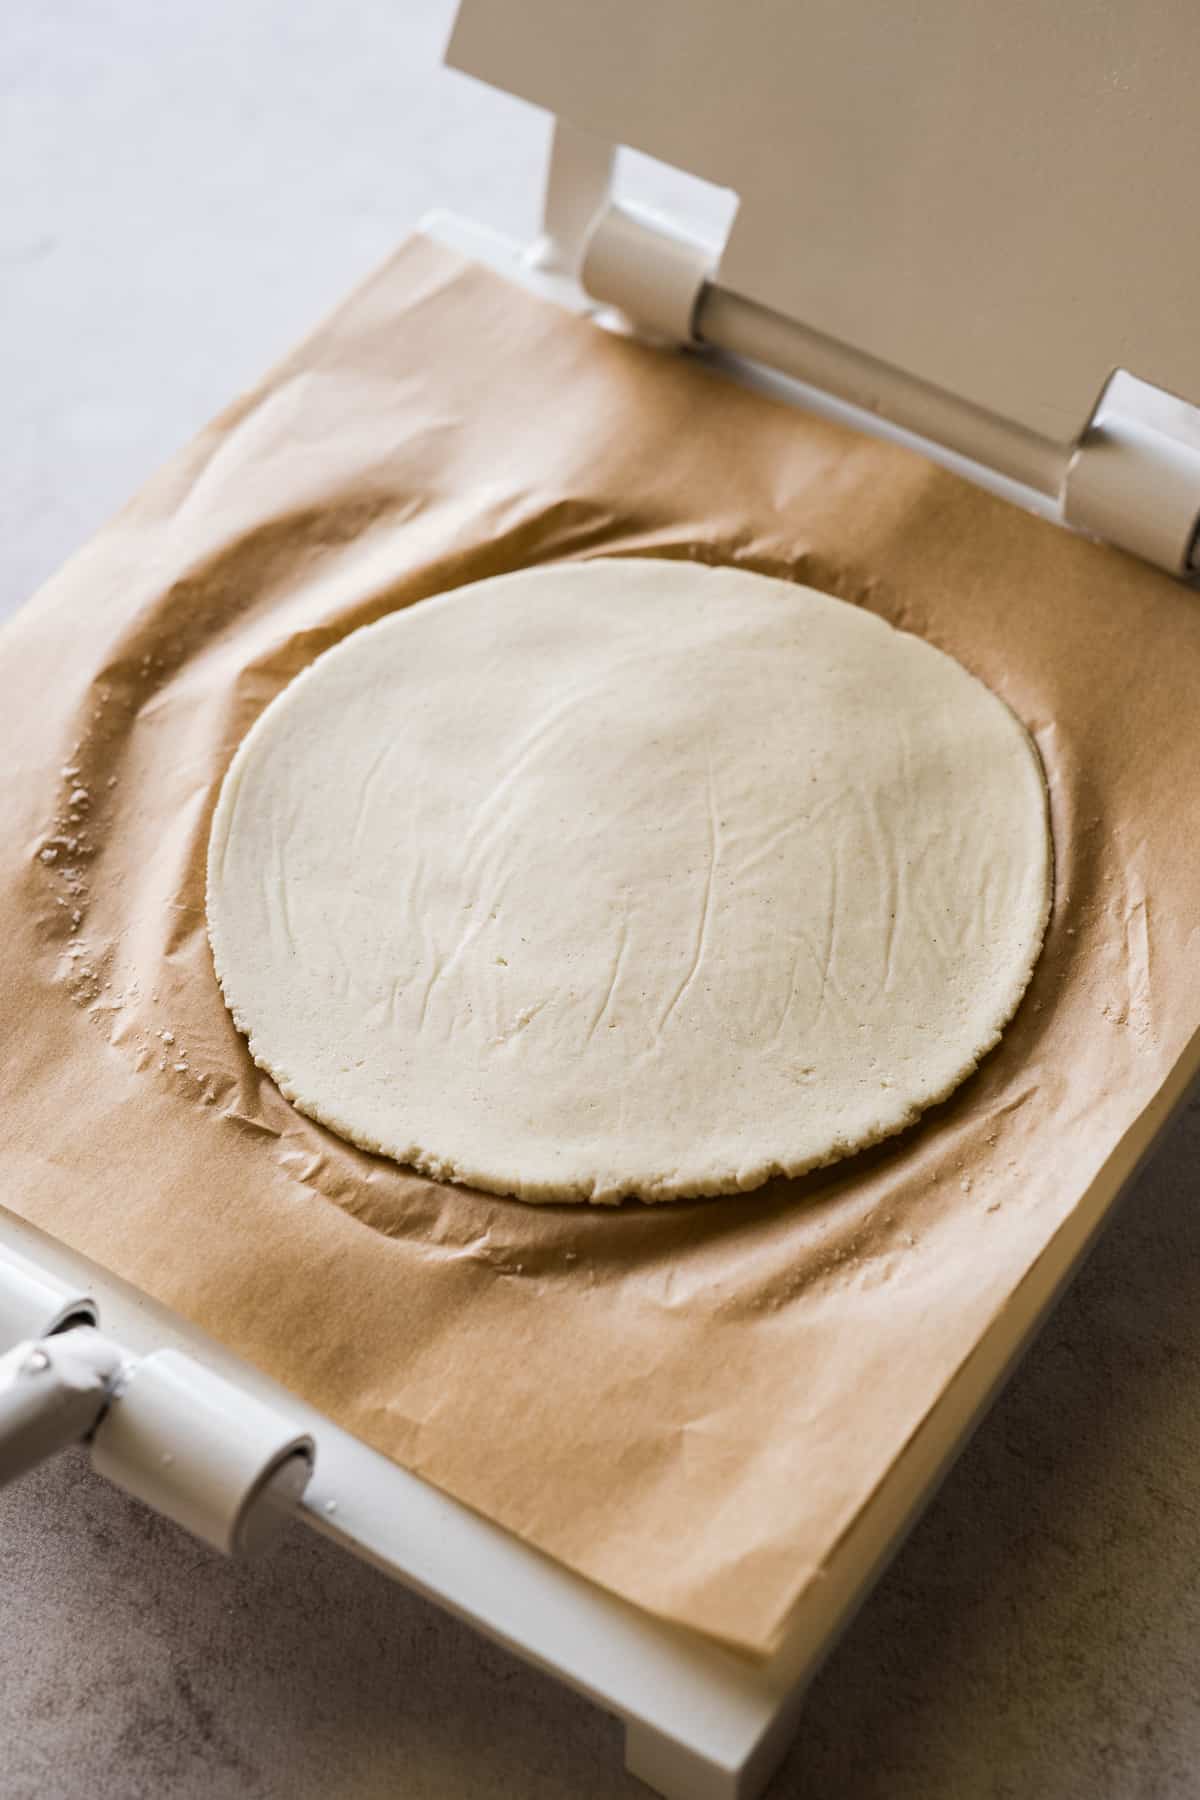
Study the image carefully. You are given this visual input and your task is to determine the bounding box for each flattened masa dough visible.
[207,560,1051,1203]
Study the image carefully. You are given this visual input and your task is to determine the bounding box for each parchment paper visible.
[3,236,1199,1656]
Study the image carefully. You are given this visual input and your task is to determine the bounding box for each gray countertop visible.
[4,5,1199,1796]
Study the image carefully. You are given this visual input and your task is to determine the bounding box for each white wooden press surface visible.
[4,4,1200,1797]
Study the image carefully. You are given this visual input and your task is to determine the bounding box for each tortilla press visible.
[3,4,1199,1795]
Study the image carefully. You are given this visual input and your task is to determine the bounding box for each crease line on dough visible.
[816,832,841,1018]
[874,793,905,995]
[584,908,630,1044]
[771,923,823,1043]
[266,810,299,956]
[417,951,444,1029]
[658,748,721,1032]
[351,739,396,860]
[728,790,839,883]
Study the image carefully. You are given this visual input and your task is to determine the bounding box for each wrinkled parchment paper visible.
[3,237,1199,1656]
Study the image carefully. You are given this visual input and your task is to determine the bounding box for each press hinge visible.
[0,1246,313,1554]
[1062,371,1200,578]
[581,198,716,344]
[570,173,1200,581]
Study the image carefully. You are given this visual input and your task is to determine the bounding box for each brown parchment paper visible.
[3,236,1200,1657]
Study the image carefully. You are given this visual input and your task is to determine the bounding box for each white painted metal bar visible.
[533,118,614,274]
[574,198,1200,576]
[696,284,1068,501]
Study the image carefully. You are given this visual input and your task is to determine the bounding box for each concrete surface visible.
[3,4,1199,1796]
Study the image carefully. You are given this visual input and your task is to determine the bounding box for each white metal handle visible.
[0,1327,123,1486]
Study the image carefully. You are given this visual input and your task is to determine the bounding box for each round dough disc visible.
[207,559,1051,1204]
